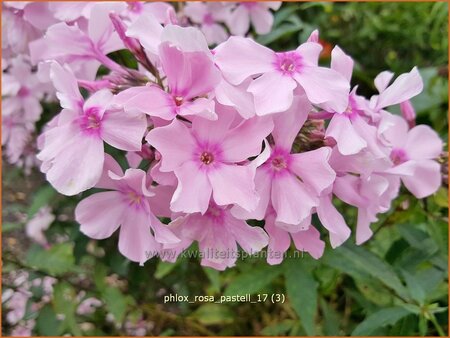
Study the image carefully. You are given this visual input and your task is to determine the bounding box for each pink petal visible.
[231,167,272,220]
[95,154,124,190]
[109,168,154,198]
[46,133,104,196]
[161,24,210,54]
[126,13,163,55]
[118,209,159,265]
[375,67,423,110]
[316,195,351,248]
[145,119,196,172]
[325,114,367,155]
[150,213,180,244]
[101,108,147,151]
[291,226,325,259]
[227,6,250,36]
[290,147,336,195]
[178,98,217,120]
[76,191,124,239]
[192,107,236,145]
[404,125,443,160]
[214,36,274,85]
[401,160,442,198]
[221,116,273,162]
[296,42,322,67]
[356,208,374,245]
[115,85,175,120]
[272,95,311,149]
[227,215,268,253]
[294,66,349,113]
[248,71,297,116]
[208,164,258,211]
[171,160,212,214]
[374,71,394,93]
[331,45,353,82]
[49,62,83,111]
[214,78,256,119]
[265,214,291,265]
[250,6,273,35]
[159,42,221,99]
[272,174,317,226]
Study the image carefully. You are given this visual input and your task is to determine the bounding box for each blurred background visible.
[2,2,448,336]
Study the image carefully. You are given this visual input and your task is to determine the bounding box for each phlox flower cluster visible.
[2,2,444,271]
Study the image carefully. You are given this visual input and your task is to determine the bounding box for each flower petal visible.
[76,191,124,239]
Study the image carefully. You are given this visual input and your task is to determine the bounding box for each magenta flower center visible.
[390,148,409,165]
[174,96,183,107]
[271,156,288,171]
[17,86,30,98]
[203,13,214,25]
[200,151,214,165]
[205,203,225,222]
[80,107,102,135]
[275,52,302,75]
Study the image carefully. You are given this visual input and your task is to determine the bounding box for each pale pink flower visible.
[25,205,54,246]
[29,2,127,74]
[37,62,147,195]
[77,297,102,315]
[232,96,336,231]
[379,113,443,198]
[227,2,281,36]
[264,211,325,265]
[146,108,273,214]
[164,202,268,270]
[116,41,221,120]
[75,155,180,265]
[184,2,230,45]
[214,37,349,115]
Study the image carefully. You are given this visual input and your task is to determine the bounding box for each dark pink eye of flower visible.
[17,86,30,98]
[205,203,225,222]
[174,96,183,107]
[200,151,214,165]
[275,52,302,75]
[271,156,288,171]
[390,148,409,165]
[203,13,214,25]
[80,107,102,135]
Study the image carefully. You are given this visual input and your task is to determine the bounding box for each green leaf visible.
[52,282,82,336]
[261,319,295,336]
[203,267,221,294]
[2,222,23,233]
[352,307,411,336]
[324,243,410,301]
[284,259,318,336]
[27,185,56,218]
[256,22,303,45]
[224,264,282,297]
[190,304,234,325]
[401,270,426,305]
[35,304,63,336]
[319,298,341,336]
[25,243,75,276]
[154,261,178,279]
[102,287,129,324]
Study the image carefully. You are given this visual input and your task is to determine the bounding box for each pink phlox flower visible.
[184,2,231,45]
[146,106,274,214]
[162,201,268,270]
[36,61,147,195]
[214,36,349,115]
[227,2,281,36]
[116,40,221,120]
[75,154,180,265]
